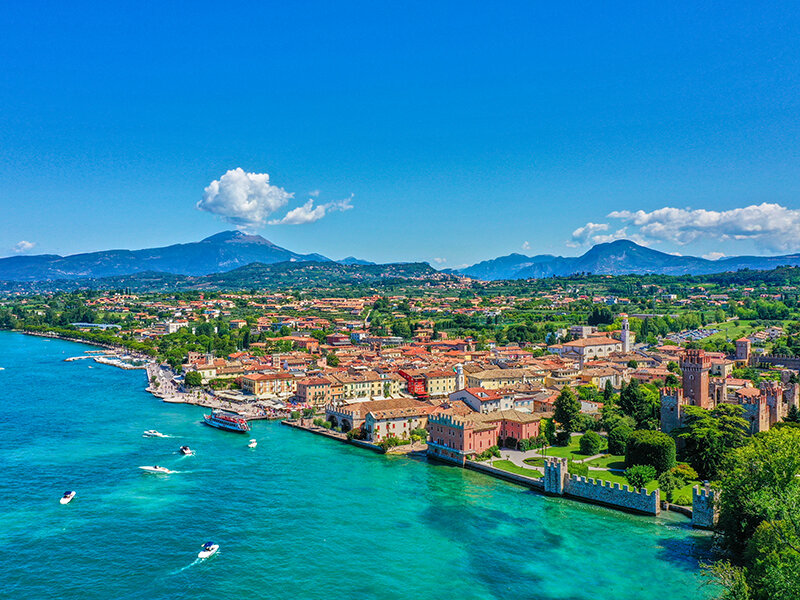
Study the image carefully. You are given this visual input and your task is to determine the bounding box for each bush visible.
[671,462,698,484]
[410,427,427,443]
[555,431,571,446]
[624,464,657,489]
[568,461,589,477]
[313,417,323,426]
[290,410,301,419]
[607,423,633,455]
[502,436,518,449]
[579,431,605,455]
[573,413,597,433]
[672,491,693,506]
[475,445,502,461]
[625,430,676,474]
[658,470,680,502]
[322,420,332,429]
[302,408,315,417]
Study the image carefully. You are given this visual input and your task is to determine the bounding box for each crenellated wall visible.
[543,457,661,515]
[692,484,718,529]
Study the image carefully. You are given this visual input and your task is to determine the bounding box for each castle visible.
[660,348,798,434]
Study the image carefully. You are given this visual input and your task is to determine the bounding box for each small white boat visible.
[143,430,168,438]
[248,439,257,448]
[179,446,194,456]
[139,465,174,474]
[60,491,76,505]
[198,542,219,559]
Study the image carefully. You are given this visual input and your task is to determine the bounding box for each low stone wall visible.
[464,460,544,490]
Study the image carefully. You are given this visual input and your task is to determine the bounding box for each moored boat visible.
[203,410,250,433]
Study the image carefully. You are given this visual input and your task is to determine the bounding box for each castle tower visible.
[660,387,686,433]
[681,349,711,409]
[735,338,751,364]
[620,313,634,354]
[761,381,784,427]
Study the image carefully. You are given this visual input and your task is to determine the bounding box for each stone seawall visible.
[464,460,545,490]
[544,457,660,515]
[564,475,660,515]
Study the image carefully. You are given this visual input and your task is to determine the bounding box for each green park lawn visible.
[492,460,544,478]
[584,454,626,470]
[540,436,607,460]
[523,457,545,467]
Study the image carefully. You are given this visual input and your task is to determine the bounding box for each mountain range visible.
[457,240,800,280]
[3,233,800,283]
[0,231,334,281]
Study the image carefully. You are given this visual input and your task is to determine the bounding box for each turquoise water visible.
[0,331,715,600]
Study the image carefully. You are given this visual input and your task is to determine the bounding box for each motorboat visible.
[143,430,168,438]
[198,542,219,559]
[248,439,257,448]
[139,465,174,474]
[60,491,76,505]
[179,446,194,456]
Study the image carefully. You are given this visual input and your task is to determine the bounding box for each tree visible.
[579,431,604,455]
[184,371,203,387]
[542,418,556,446]
[665,373,680,387]
[625,430,676,474]
[658,470,680,502]
[608,423,633,455]
[785,405,800,423]
[603,380,614,404]
[627,359,639,368]
[619,379,659,429]
[676,404,749,480]
[326,352,340,367]
[624,464,656,489]
[554,387,581,433]
[713,427,800,600]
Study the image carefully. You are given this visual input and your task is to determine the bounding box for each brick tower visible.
[680,349,711,409]
[735,338,751,364]
[660,387,686,433]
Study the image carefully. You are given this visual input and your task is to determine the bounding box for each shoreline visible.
[12,329,697,524]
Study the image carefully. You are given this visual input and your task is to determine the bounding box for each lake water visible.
[0,331,715,599]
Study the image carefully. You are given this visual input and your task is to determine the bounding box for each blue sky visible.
[2,1,799,266]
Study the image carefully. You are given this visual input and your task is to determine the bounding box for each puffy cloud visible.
[703,251,726,261]
[198,168,293,230]
[432,257,447,264]
[269,195,353,226]
[569,203,800,252]
[521,241,531,251]
[12,240,36,254]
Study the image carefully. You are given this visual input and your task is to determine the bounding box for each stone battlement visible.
[543,457,660,515]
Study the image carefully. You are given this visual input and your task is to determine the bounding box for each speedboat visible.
[248,439,257,448]
[60,491,76,504]
[198,542,219,559]
[143,430,168,438]
[179,446,194,456]
[139,465,174,474]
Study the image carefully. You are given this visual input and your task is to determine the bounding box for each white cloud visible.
[432,257,447,264]
[703,251,726,261]
[569,203,800,252]
[269,195,354,226]
[308,189,320,197]
[521,241,531,251]
[12,240,36,254]
[197,168,293,230]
